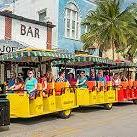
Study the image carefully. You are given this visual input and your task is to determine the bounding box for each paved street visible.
[0,102,137,137]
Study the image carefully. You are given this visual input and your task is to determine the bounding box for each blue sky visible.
[0,0,13,8]
[122,0,137,8]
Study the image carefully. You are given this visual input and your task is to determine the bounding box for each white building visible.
[0,12,55,81]
[13,0,97,54]
[14,0,59,49]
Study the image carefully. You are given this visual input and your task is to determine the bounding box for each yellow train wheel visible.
[58,109,72,119]
[104,103,113,110]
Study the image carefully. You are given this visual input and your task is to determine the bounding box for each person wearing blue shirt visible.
[76,70,87,88]
[24,70,38,99]
[96,70,106,82]
[8,72,16,93]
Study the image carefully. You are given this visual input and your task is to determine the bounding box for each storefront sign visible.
[0,13,53,50]
[20,24,40,38]
[0,40,27,53]
[12,19,47,49]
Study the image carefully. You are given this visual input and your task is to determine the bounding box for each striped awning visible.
[53,55,115,67]
[116,62,137,67]
[0,48,74,61]
[75,55,115,65]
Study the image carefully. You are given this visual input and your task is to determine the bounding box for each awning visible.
[0,48,74,62]
[95,62,137,70]
[53,55,115,67]
[75,55,115,65]
[0,39,27,53]
[115,62,137,68]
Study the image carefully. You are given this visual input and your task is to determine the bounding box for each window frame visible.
[38,8,47,22]
[64,3,80,40]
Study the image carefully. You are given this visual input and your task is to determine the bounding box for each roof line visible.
[0,11,55,28]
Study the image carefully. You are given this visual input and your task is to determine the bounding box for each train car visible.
[0,49,136,120]
[56,54,117,110]
[108,62,137,104]
[56,54,137,110]
[0,48,77,119]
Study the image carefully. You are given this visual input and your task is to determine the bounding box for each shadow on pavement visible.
[10,112,75,125]
[10,113,59,125]
[114,101,135,107]
[73,105,105,113]
[0,126,9,132]
[73,101,136,113]
[1,102,135,129]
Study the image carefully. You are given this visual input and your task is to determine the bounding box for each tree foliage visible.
[81,0,137,61]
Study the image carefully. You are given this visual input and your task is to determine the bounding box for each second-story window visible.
[65,2,80,40]
[38,8,47,22]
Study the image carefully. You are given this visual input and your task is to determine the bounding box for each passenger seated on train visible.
[68,73,77,86]
[104,71,111,82]
[8,71,16,89]
[76,70,87,88]
[18,73,24,82]
[37,72,43,83]
[46,71,55,96]
[88,71,96,81]
[121,74,128,81]
[41,73,48,97]
[120,73,128,82]
[112,73,121,87]
[24,70,38,99]
[96,70,105,82]
[47,71,54,83]
[8,77,24,91]
[109,72,113,81]
[56,70,68,82]
[128,74,134,87]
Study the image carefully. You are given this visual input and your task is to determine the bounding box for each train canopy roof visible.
[54,54,116,67]
[0,48,74,62]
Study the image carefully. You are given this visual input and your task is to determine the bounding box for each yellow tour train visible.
[0,48,136,119]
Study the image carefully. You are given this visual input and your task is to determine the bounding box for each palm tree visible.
[117,34,137,61]
[81,0,137,60]
[116,17,137,61]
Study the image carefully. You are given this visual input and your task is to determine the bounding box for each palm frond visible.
[81,0,137,61]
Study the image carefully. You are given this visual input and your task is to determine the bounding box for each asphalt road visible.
[0,102,137,137]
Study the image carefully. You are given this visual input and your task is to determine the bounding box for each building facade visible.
[58,0,96,53]
[0,12,54,51]
[0,12,54,82]
[14,0,59,49]
[1,0,137,58]
[13,0,97,54]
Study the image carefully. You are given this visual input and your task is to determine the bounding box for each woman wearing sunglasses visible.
[76,70,87,88]
[24,70,38,99]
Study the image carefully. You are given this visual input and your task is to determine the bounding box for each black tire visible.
[104,103,113,110]
[133,99,137,104]
[58,109,72,119]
